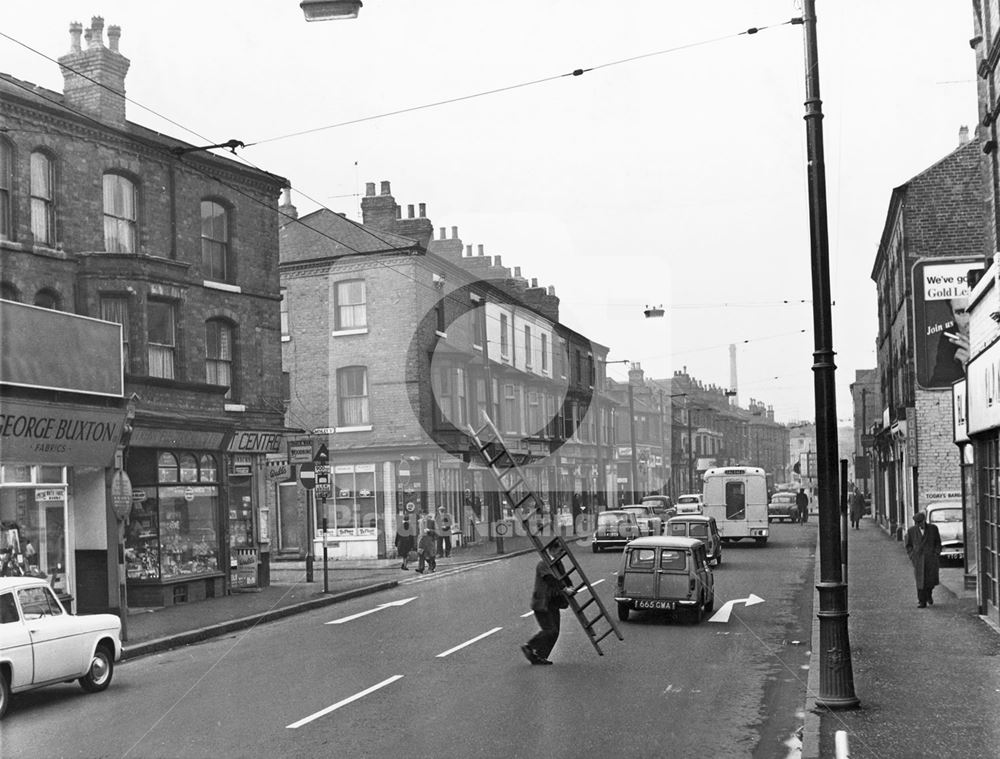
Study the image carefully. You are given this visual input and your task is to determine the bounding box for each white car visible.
[926,501,964,563]
[675,494,704,515]
[0,576,122,719]
[621,504,664,537]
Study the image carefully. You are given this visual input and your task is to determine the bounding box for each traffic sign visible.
[299,461,316,489]
[315,443,329,464]
[288,439,314,464]
[860,434,875,448]
[315,463,331,497]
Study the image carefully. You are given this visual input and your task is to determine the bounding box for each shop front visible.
[124,427,228,607]
[0,397,126,613]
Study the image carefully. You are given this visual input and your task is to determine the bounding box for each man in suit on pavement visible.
[904,511,942,608]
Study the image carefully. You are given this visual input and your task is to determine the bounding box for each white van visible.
[702,466,769,546]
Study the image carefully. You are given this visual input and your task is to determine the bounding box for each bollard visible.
[834,729,850,758]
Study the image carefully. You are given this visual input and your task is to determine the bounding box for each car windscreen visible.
[678,497,699,504]
[668,523,687,536]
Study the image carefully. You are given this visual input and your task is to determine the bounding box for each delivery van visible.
[702,466,769,546]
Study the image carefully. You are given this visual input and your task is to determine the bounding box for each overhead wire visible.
[1,19,807,415]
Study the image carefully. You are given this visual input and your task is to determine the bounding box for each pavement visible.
[801,517,1000,759]
[118,521,1000,758]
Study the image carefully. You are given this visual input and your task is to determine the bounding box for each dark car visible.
[768,491,800,523]
[641,495,677,523]
[592,510,641,552]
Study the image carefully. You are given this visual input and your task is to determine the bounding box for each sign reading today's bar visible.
[0,397,126,466]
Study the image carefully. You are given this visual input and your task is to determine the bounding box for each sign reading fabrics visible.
[912,258,985,389]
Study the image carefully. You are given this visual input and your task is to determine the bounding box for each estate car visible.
[614,536,715,623]
[592,510,641,552]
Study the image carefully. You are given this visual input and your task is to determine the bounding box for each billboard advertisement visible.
[912,258,984,389]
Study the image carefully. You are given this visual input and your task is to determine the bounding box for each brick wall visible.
[914,387,961,505]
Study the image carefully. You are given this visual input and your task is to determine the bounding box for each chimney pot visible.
[547,285,555,296]
[107,25,121,52]
[380,181,391,196]
[465,245,472,256]
[365,182,376,196]
[439,227,446,239]
[959,125,970,145]
[478,244,485,256]
[69,22,83,52]
[418,203,426,217]
[514,266,522,278]
[395,206,402,219]
[407,204,415,219]
[451,226,458,239]
[89,16,105,47]
[531,278,538,287]
[494,255,502,266]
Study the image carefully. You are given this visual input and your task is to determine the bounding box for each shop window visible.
[0,465,69,596]
[330,464,377,531]
[199,454,217,482]
[126,449,220,583]
[179,453,198,483]
[158,452,179,483]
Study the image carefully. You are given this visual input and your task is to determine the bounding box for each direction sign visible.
[299,461,316,490]
[315,463,331,497]
[708,593,765,623]
[288,439,314,464]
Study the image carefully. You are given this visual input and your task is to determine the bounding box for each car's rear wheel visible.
[0,668,10,720]
[592,542,600,553]
[754,537,768,547]
[617,602,630,622]
[688,601,704,624]
[704,593,714,613]
[79,644,114,693]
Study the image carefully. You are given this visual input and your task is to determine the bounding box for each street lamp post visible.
[797,0,858,708]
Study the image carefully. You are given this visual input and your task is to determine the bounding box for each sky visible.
[2,1,981,423]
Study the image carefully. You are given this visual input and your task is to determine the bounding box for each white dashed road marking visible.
[436,627,503,658]
[286,675,404,729]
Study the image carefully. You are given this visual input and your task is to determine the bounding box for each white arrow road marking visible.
[436,626,503,658]
[286,675,404,728]
[708,593,765,624]
[325,597,418,625]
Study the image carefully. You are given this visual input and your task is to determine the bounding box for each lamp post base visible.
[815,581,860,709]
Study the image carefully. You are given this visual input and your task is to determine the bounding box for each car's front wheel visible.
[617,602,630,622]
[0,668,10,719]
[79,644,114,693]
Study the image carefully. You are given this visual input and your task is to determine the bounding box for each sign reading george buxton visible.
[0,397,127,466]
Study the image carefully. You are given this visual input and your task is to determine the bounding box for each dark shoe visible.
[415,569,423,574]
[535,657,553,665]
[918,602,927,608]
[927,597,934,606]
[520,644,540,664]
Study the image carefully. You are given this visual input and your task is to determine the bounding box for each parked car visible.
[0,576,122,719]
[666,514,723,565]
[926,501,964,563]
[621,504,664,536]
[614,536,715,623]
[675,493,704,515]
[641,495,677,522]
[767,491,800,523]
[592,510,642,552]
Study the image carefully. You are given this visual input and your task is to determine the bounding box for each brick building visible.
[279,181,613,560]
[1,18,289,612]
[869,129,987,538]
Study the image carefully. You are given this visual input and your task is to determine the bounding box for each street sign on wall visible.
[288,439,314,464]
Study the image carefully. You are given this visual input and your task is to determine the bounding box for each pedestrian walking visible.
[416,523,437,574]
[394,516,415,570]
[850,487,865,530]
[520,559,573,665]
[904,511,942,608]
[796,488,809,524]
[436,506,453,558]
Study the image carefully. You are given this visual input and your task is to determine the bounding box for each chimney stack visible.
[59,17,131,126]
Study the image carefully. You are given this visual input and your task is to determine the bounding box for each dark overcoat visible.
[904,522,942,590]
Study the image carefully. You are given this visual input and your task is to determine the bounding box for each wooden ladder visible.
[467,413,623,655]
